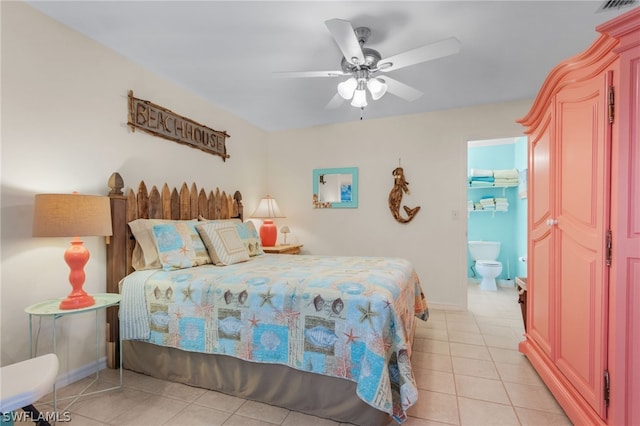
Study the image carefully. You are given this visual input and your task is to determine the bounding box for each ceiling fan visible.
[277,18,461,109]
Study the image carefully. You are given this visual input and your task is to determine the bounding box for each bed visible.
[104,172,429,425]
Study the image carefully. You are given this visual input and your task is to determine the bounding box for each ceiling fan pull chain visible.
[360,107,365,120]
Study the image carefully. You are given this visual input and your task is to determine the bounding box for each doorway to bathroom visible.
[466,137,528,295]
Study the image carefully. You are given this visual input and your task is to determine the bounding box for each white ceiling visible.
[26,1,635,132]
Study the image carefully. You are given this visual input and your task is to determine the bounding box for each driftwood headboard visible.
[104,171,243,367]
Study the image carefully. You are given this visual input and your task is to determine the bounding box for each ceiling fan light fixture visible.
[283,19,462,111]
[337,77,357,99]
[351,85,368,108]
[367,78,388,100]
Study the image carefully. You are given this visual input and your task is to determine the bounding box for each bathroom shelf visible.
[467,210,508,218]
[467,183,518,196]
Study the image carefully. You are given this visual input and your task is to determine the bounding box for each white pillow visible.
[196,222,250,266]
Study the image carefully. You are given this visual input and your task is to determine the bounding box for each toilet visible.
[468,241,503,291]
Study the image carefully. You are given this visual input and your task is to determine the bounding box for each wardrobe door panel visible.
[625,54,640,426]
[528,113,554,357]
[630,261,640,425]
[612,40,640,426]
[554,74,610,418]
[530,230,553,356]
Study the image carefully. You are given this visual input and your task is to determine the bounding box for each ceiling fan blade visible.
[381,77,423,102]
[378,37,461,72]
[325,92,344,109]
[273,70,346,78]
[325,19,365,66]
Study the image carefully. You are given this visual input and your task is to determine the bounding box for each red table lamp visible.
[249,195,284,247]
[32,193,112,310]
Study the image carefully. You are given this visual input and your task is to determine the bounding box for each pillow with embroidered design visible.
[236,221,264,257]
[129,219,200,270]
[151,221,212,270]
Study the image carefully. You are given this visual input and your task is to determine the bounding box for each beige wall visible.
[1,2,268,373]
[1,1,532,377]
[266,100,531,311]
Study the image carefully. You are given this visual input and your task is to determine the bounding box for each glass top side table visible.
[25,293,122,412]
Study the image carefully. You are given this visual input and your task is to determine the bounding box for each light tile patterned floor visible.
[22,283,573,425]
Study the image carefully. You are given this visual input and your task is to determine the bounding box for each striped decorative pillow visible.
[196,222,250,266]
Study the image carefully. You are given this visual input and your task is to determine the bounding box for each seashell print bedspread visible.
[119,254,429,423]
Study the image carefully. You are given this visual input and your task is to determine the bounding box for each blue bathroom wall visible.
[467,139,527,281]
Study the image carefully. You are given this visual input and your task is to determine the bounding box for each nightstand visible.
[263,244,303,255]
[25,293,122,412]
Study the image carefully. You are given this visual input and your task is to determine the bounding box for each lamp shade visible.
[351,79,368,108]
[33,194,112,238]
[32,193,112,310]
[337,77,357,100]
[250,196,284,247]
[351,89,368,107]
[249,196,284,219]
[280,225,290,245]
[367,78,388,100]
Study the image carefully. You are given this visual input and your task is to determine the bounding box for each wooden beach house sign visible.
[127,90,230,161]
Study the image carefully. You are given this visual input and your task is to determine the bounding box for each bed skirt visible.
[123,340,391,426]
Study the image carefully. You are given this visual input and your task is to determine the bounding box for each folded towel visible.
[469,176,495,182]
[469,168,493,178]
[474,202,483,210]
[494,179,519,185]
[493,168,519,179]
[469,181,494,187]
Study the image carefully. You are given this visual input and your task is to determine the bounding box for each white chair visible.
[0,354,59,426]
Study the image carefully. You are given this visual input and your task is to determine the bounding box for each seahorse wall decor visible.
[388,166,421,224]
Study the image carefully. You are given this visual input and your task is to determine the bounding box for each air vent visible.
[599,0,637,11]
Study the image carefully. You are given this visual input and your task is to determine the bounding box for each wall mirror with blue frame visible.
[312,167,358,208]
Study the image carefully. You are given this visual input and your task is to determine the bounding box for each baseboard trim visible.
[55,357,107,388]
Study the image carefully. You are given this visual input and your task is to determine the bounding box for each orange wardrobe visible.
[517,7,639,426]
